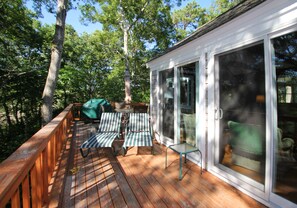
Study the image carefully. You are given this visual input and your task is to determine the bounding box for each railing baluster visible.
[46,141,52,187]
[53,133,57,167]
[36,156,43,208]
[31,163,38,208]
[22,174,30,208]
[42,149,49,204]
[11,188,20,208]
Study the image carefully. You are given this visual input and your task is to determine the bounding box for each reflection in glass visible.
[272,31,297,204]
[179,63,196,146]
[218,42,266,184]
[160,69,174,139]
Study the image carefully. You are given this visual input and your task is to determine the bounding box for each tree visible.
[172,0,243,41]
[32,0,69,125]
[0,0,47,161]
[172,0,207,40]
[208,0,243,19]
[80,0,177,103]
[56,29,119,105]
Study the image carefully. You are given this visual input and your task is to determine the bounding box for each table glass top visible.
[169,143,199,154]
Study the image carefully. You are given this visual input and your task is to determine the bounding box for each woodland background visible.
[0,0,242,161]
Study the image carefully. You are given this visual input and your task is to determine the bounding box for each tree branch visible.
[128,0,150,31]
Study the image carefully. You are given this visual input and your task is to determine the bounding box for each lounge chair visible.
[80,112,122,157]
[122,113,154,155]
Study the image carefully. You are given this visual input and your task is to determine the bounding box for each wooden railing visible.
[0,104,77,208]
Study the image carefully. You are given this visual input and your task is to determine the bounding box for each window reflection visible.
[179,63,196,146]
[160,69,174,139]
[273,31,297,204]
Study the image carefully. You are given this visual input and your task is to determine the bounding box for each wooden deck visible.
[48,121,267,208]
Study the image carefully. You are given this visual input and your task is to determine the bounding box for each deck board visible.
[49,121,266,208]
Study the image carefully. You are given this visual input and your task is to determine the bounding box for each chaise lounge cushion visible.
[124,132,153,147]
[81,132,120,148]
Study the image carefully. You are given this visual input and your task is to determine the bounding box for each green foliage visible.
[0,0,47,162]
[79,0,177,102]
[172,0,207,40]
[0,0,245,162]
[172,0,243,41]
[208,0,244,19]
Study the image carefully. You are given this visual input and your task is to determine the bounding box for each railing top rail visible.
[0,104,73,205]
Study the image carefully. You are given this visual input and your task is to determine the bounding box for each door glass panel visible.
[179,63,196,146]
[160,69,174,139]
[218,42,266,184]
[272,31,297,204]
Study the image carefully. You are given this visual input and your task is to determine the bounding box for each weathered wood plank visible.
[122,154,167,208]
[75,132,88,208]
[85,151,100,207]
[119,146,195,208]
[117,152,154,208]
[107,152,141,208]
[124,153,182,208]
[94,151,114,208]
[98,150,126,208]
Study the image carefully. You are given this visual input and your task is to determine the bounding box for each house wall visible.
[148,0,297,207]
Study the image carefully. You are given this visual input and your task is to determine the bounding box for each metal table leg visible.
[179,153,183,180]
[165,147,168,169]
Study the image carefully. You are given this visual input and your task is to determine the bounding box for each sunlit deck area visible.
[0,105,266,208]
[48,120,266,208]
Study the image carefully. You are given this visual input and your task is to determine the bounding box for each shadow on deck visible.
[48,121,266,208]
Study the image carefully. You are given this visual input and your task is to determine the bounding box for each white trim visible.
[264,33,272,202]
[174,66,179,144]
[175,57,201,68]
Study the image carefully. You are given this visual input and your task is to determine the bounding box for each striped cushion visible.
[128,113,150,132]
[123,113,152,148]
[81,132,119,148]
[80,112,122,149]
[98,112,122,132]
[123,132,153,147]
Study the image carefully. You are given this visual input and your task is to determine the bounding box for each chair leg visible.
[122,147,127,156]
[111,146,115,156]
[80,148,90,158]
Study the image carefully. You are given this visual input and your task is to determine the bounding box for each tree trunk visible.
[123,27,132,103]
[3,101,12,131]
[41,0,68,125]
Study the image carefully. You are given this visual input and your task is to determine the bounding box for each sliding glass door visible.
[215,42,266,186]
[271,31,297,205]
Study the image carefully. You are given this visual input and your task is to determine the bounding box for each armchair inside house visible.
[276,128,295,162]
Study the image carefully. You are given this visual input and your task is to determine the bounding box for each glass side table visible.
[165,143,202,180]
